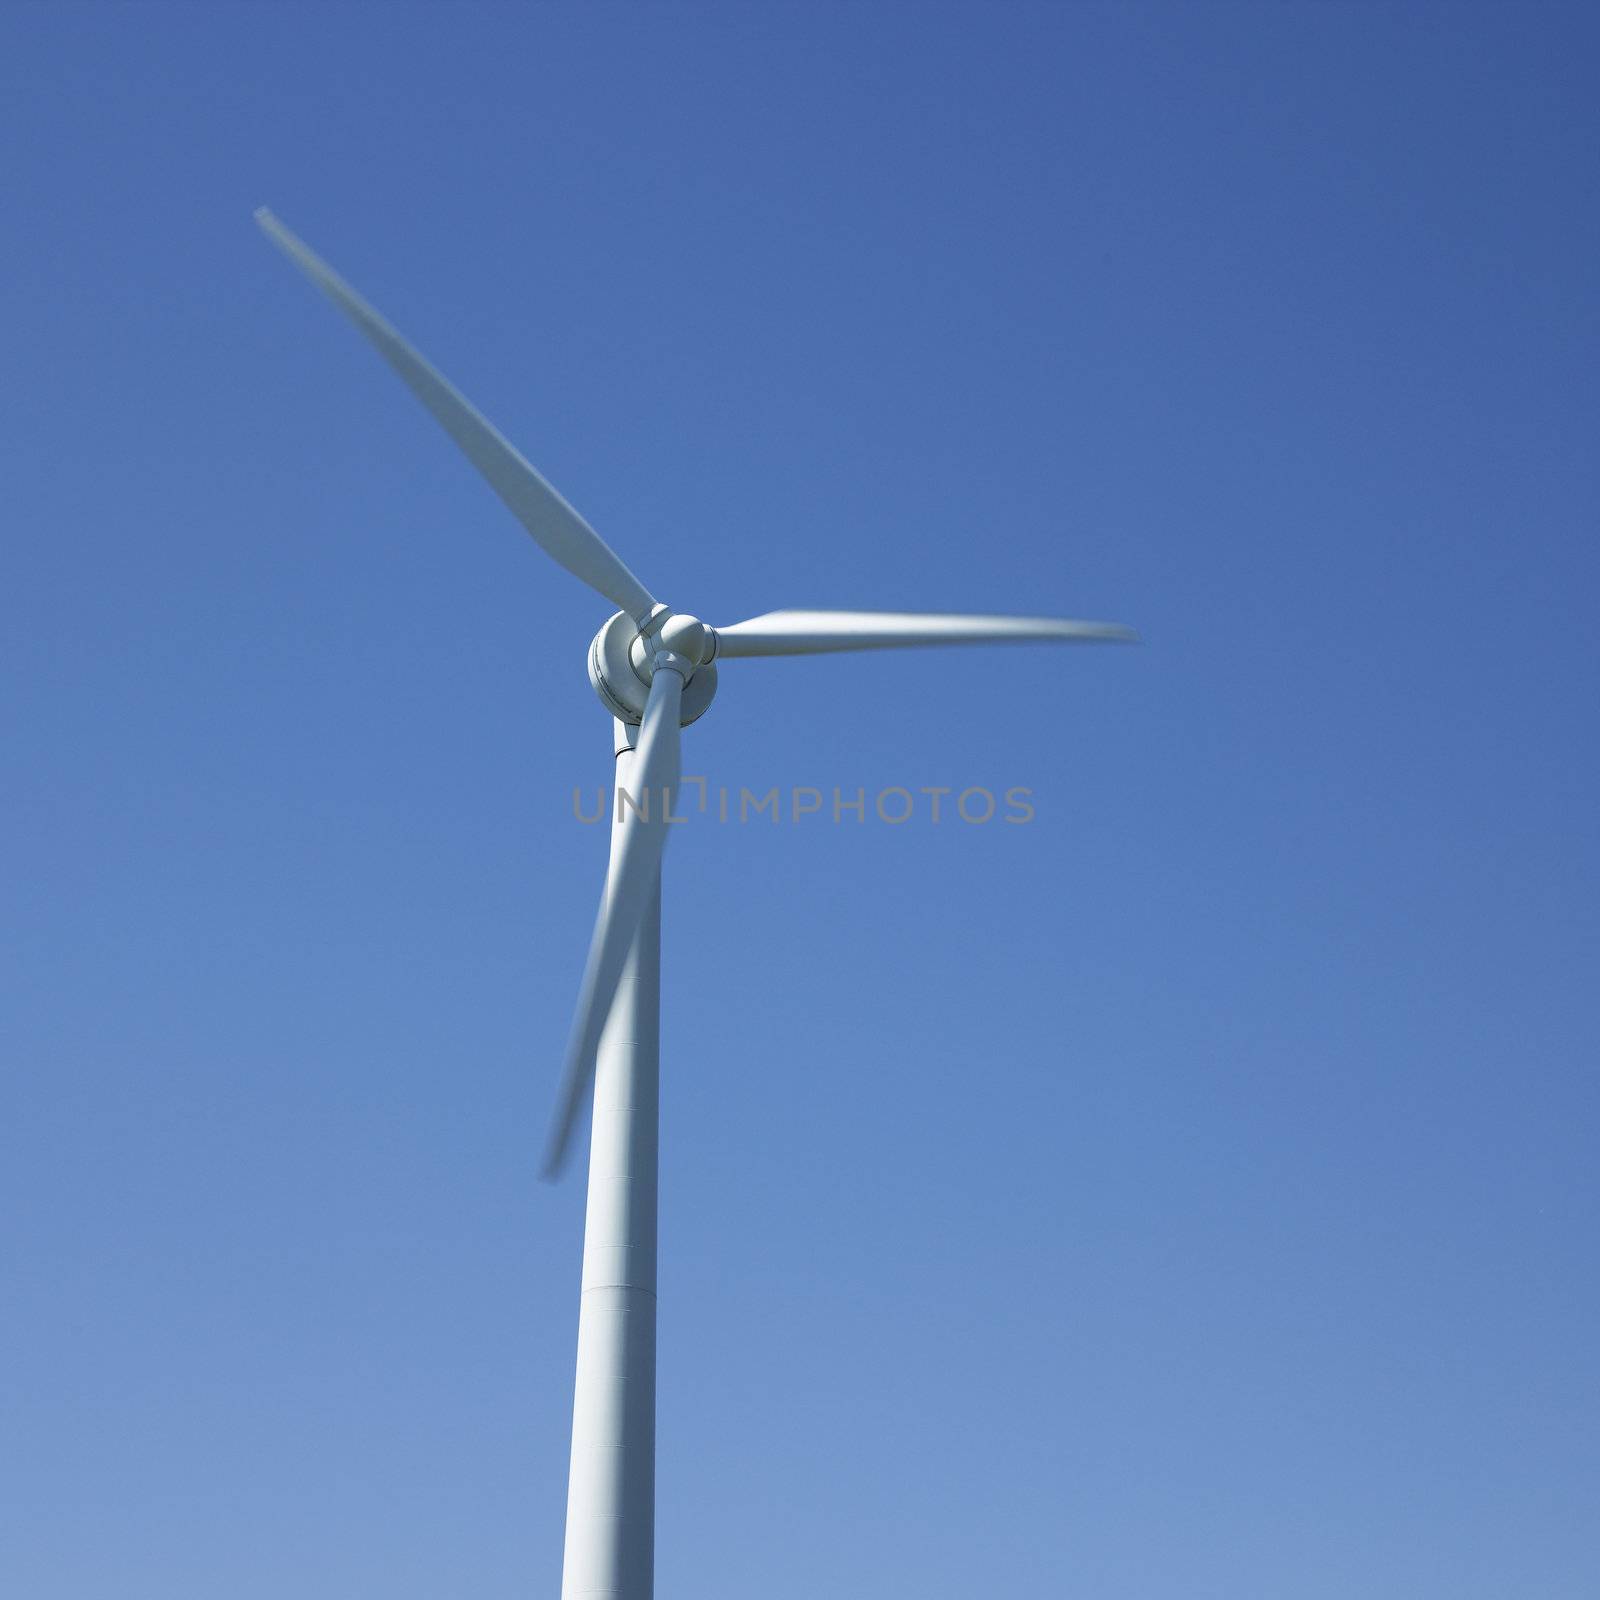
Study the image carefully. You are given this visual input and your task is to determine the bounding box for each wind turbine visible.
[256,208,1134,1600]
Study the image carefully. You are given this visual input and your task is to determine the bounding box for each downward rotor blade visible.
[254,208,655,619]
[713,609,1137,657]
[542,667,684,1179]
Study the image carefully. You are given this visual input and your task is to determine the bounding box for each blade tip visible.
[254,208,296,252]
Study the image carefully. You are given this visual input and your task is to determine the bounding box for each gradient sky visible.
[4,4,1597,1597]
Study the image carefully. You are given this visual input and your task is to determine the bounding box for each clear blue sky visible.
[4,3,1596,1595]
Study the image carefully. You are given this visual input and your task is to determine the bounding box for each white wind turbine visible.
[257,209,1134,1599]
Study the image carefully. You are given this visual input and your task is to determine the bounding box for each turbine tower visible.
[256,209,1134,1599]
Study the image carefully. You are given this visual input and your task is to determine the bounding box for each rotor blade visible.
[542,666,684,1179]
[713,610,1137,657]
[254,208,655,619]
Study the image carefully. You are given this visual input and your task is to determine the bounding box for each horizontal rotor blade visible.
[254,208,655,619]
[542,666,684,1179]
[713,609,1137,657]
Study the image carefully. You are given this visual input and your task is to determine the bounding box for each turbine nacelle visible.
[590,607,720,726]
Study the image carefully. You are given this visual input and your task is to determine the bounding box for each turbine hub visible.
[656,612,710,666]
[588,608,719,727]
[629,606,715,675]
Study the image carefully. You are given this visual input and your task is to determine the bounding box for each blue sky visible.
[3,3,1597,1595]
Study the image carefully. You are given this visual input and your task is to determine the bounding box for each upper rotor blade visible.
[541,666,684,1179]
[255,208,655,619]
[713,610,1137,657]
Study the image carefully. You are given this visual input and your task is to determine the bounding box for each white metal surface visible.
[561,721,660,1598]
[713,608,1136,656]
